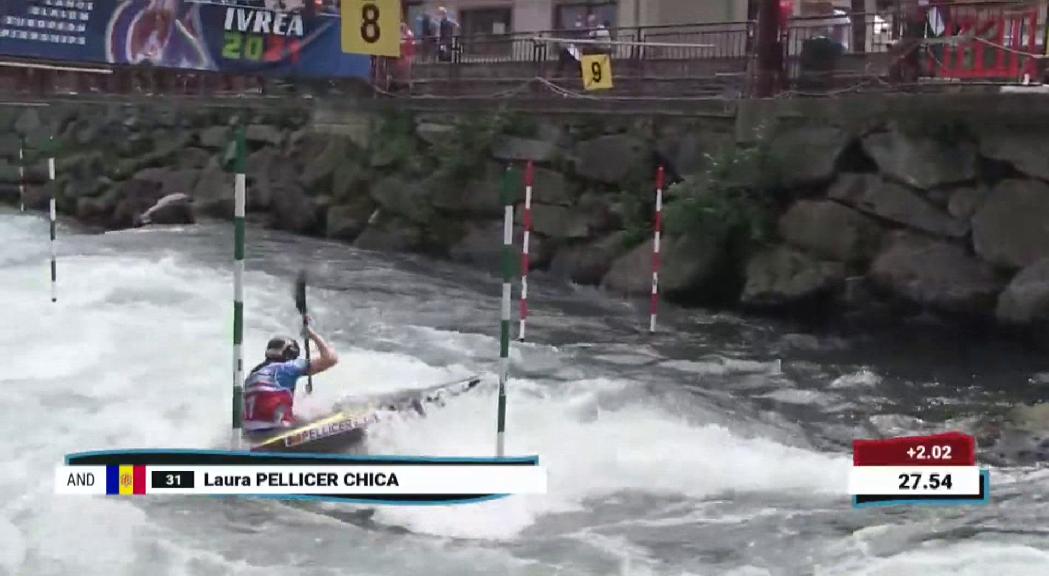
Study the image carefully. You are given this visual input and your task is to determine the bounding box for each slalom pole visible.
[232,125,246,451]
[18,135,24,212]
[518,161,534,342]
[48,135,56,303]
[649,166,665,333]
[497,164,515,457]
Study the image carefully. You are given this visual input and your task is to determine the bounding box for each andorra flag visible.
[106,465,146,495]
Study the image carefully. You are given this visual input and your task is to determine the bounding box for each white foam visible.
[0,217,852,571]
[828,369,882,389]
[0,516,25,576]
[817,541,1049,576]
[365,378,850,540]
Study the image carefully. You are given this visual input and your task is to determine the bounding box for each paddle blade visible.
[295,270,308,315]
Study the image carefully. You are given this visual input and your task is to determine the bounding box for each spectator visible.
[416,9,435,60]
[436,6,459,62]
[556,13,585,75]
[392,20,415,90]
[595,19,612,53]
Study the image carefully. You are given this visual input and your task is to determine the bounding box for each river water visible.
[2,209,1048,576]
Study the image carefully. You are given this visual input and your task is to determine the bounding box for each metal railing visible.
[2,1,1048,102]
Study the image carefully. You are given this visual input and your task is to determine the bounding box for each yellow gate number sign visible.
[581,54,613,91]
[342,0,402,57]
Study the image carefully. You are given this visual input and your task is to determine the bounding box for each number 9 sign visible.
[581,54,613,91]
[342,0,401,57]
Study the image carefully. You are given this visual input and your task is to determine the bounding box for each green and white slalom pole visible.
[48,135,56,303]
[497,165,515,457]
[232,125,246,451]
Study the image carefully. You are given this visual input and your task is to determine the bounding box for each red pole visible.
[518,161,534,342]
[649,166,665,333]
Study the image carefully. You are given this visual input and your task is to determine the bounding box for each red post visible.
[649,166,665,333]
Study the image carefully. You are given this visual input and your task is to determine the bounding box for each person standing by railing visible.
[437,6,459,62]
[556,14,586,76]
[416,9,436,61]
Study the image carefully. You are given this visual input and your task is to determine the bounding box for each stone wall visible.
[5,94,1049,331]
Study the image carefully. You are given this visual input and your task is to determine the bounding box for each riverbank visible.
[4,95,1049,335]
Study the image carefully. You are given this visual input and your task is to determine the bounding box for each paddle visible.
[295,270,313,395]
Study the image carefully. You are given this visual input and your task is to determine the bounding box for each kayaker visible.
[243,319,338,432]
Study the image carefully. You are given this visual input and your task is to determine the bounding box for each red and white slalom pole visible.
[518,161,534,342]
[649,166,665,333]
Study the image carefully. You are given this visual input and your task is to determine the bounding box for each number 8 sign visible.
[342,0,401,57]
[581,54,613,91]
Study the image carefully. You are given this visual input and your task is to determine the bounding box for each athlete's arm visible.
[304,325,338,375]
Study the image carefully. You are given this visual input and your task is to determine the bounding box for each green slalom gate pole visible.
[232,125,246,451]
[497,164,516,457]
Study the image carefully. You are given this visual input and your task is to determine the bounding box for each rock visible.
[268,183,318,233]
[778,200,883,263]
[862,129,976,190]
[14,108,41,135]
[416,122,455,146]
[450,221,527,271]
[531,167,573,206]
[326,199,375,242]
[0,183,18,205]
[576,191,618,233]
[574,135,649,184]
[869,232,1003,315]
[603,227,729,298]
[301,137,353,192]
[947,187,988,221]
[75,190,119,226]
[72,119,101,146]
[20,178,54,210]
[250,161,298,213]
[0,161,18,184]
[924,187,952,209]
[127,167,199,199]
[191,167,232,219]
[369,176,433,224]
[602,239,657,295]
[354,212,423,252]
[245,124,283,147]
[331,162,364,203]
[246,147,279,179]
[655,129,733,177]
[972,179,1049,269]
[131,167,170,185]
[517,203,589,239]
[769,125,850,187]
[828,173,968,238]
[980,131,1049,182]
[137,193,193,226]
[198,126,230,149]
[175,147,212,170]
[111,178,164,229]
[433,163,507,218]
[491,136,558,163]
[741,246,846,307]
[0,134,20,160]
[840,275,879,308]
[996,259,1049,325]
[550,232,628,285]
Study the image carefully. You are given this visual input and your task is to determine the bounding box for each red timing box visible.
[853,432,975,466]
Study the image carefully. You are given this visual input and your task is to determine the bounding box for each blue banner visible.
[0,0,371,79]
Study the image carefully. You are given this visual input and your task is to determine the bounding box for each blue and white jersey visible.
[245,359,308,395]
